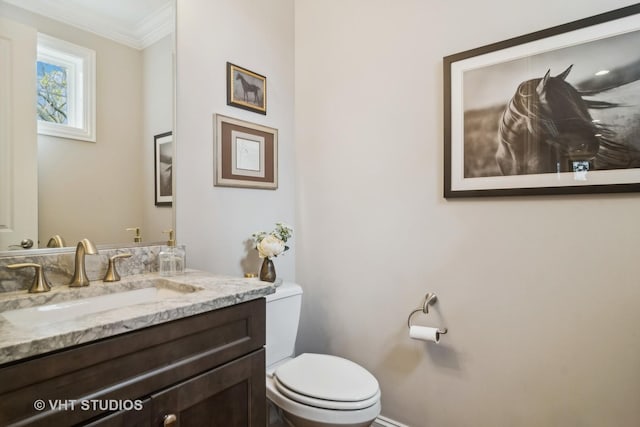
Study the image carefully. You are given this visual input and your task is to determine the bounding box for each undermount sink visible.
[1,279,202,328]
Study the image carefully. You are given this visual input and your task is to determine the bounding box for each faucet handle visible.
[103,253,132,282]
[7,263,52,293]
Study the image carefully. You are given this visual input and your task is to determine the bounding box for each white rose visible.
[257,235,285,258]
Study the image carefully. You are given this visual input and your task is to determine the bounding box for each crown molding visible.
[4,0,173,50]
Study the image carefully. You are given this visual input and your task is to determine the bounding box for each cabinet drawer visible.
[0,298,265,426]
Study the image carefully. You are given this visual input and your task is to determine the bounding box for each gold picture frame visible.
[227,62,267,115]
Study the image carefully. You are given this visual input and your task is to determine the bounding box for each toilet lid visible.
[274,353,379,408]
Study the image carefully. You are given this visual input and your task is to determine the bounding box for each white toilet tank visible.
[265,282,303,369]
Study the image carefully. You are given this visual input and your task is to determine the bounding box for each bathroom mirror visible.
[0,0,175,254]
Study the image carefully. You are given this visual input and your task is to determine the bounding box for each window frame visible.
[37,33,95,142]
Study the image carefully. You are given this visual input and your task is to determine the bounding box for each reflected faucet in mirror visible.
[46,235,66,248]
[69,239,98,287]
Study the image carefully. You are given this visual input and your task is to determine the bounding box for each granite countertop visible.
[0,270,275,365]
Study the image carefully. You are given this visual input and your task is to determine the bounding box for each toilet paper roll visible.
[409,325,441,343]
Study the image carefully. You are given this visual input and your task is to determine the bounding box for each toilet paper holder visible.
[407,292,448,334]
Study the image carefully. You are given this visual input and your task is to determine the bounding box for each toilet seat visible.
[266,375,381,426]
[273,353,380,410]
[273,376,381,410]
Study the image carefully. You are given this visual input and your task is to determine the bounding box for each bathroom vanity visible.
[0,271,273,426]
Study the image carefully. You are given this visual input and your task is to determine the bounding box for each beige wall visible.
[294,1,640,426]
[176,0,295,277]
[176,0,640,425]
[142,34,174,243]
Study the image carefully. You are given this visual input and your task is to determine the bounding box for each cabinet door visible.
[0,299,265,427]
[151,349,266,427]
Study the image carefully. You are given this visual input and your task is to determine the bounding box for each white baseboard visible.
[372,415,409,427]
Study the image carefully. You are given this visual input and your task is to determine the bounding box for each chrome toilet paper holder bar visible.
[407,292,448,334]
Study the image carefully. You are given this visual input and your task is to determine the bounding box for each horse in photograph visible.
[495,65,640,175]
[236,73,262,104]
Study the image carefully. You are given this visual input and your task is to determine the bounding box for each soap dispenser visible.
[159,230,185,276]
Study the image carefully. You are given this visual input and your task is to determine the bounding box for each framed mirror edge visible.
[0,241,168,258]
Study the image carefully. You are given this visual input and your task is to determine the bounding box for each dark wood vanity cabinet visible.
[0,298,266,427]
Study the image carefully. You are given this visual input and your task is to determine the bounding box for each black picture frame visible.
[227,62,267,115]
[154,131,173,206]
[444,4,640,198]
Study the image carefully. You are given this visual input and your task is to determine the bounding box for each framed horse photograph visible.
[227,62,267,115]
[444,4,640,197]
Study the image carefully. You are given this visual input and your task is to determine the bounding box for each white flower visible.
[257,234,285,258]
[251,221,293,258]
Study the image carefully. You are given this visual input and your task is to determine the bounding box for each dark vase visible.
[260,257,276,282]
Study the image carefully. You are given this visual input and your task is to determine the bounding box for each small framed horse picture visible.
[227,62,267,115]
[444,4,640,197]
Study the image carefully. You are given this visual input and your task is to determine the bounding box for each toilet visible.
[265,282,381,427]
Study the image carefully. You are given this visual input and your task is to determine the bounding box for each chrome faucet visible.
[69,239,98,287]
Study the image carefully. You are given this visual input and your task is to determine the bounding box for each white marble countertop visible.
[0,270,274,365]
